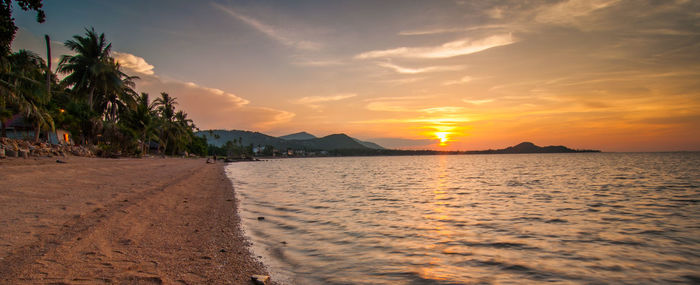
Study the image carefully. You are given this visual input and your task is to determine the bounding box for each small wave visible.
[466,259,575,282]
[586,264,624,272]
[368,197,402,202]
[458,240,539,250]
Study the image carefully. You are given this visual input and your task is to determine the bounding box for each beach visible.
[0,157,268,284]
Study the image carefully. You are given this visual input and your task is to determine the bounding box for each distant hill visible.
[469,142,599,154]
[279,131,317,140]
[299,134,368,150]
[196,131,594,155]
[197,130,380,151]
[352,138,385,149]
[198,130,292,149]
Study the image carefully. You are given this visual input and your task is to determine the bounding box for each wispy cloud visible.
[364,95,434,102]
[463,99,494,105]
[443,75,473,86]
[293,59,344,67]
[353,116,471,124]
[377,62,464,74]
[536,0,620,26]
[110,51,293,130]
[398,25,507,36]
[365,101,413,112]
[294,93,357,104]
[420,106,465,114]
[211,2,320,51]
[379,77,427,85]
[182,81,250,106]
[356,33,515,59]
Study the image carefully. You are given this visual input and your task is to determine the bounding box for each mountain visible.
[298,134,368,150]
[279,132,317,140]
[352,138,385,149]
[282,131,384,149]
[471,142,598,154]
[197,131,592,154]
[198,130,293,149]
[197,130,374,151]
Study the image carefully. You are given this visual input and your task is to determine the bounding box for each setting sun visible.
[435,132,450,146]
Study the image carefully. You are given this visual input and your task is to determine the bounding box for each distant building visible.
[1,114,72,145]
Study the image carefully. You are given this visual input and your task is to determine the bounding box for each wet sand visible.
[0,156,268,284]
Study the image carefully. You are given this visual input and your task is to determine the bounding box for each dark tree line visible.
[1,2,207,156]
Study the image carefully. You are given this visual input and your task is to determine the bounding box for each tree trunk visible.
[111,102,117,122]
[1,120,7,138]
[88,85,96,111]
[45,35,51,97]
[34,121,40,143]
[141,132,147,156]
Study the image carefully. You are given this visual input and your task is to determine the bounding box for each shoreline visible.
[0,156,269,284]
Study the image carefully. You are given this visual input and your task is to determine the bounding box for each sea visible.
[225,153,700,284]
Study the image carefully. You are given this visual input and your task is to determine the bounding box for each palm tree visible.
[57,27,112,111]
[0,50,53,141]
[122,92,157,155]
[96,59,138,122]
[171,110,195,154]
[153,92,177,154]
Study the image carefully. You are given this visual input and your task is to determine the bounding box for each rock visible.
[0,148,5,159]
[251,275,270,285]
[56,159,67,164]
[18,149,28,159]
[257,216,265,221]
[6,149,18,158]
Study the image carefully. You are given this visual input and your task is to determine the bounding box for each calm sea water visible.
[225,153,700,284]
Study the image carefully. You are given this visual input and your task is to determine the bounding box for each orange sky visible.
[13,0,700,151]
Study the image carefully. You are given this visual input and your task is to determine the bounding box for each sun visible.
[435,132,450,146]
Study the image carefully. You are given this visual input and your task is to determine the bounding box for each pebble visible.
[251,275,270,285]
[0,138,94,158]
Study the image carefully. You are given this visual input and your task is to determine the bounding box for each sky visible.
[11,0,700,151]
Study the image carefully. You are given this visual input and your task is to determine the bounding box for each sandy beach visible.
[0,157,268,284]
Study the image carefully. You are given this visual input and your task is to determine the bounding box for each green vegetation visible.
[1,5,205,157]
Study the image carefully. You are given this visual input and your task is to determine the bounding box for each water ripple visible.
[227,153,700,284]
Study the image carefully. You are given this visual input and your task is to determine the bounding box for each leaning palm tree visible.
[57,27,112,111]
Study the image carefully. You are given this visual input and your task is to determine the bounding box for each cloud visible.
[443,75,473,85]
[108,51,294,130]
[536,0,620,26]
[137,77,294,130]
[113,52,155,75]
[486,7,505,19]
[356,33,515,59]
[377,62,464,74]
[398,25,507,36]
[463,98,494,105]
[364,95,435,112]
[365,101,412,112]
[294,93,357,104]
[364,95,433,102]
[211,2,320,51]
[181,81,250,106]
[293,59,343,67]
[420,106,465,114]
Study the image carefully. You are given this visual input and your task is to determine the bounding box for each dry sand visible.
[0,156,268,284]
